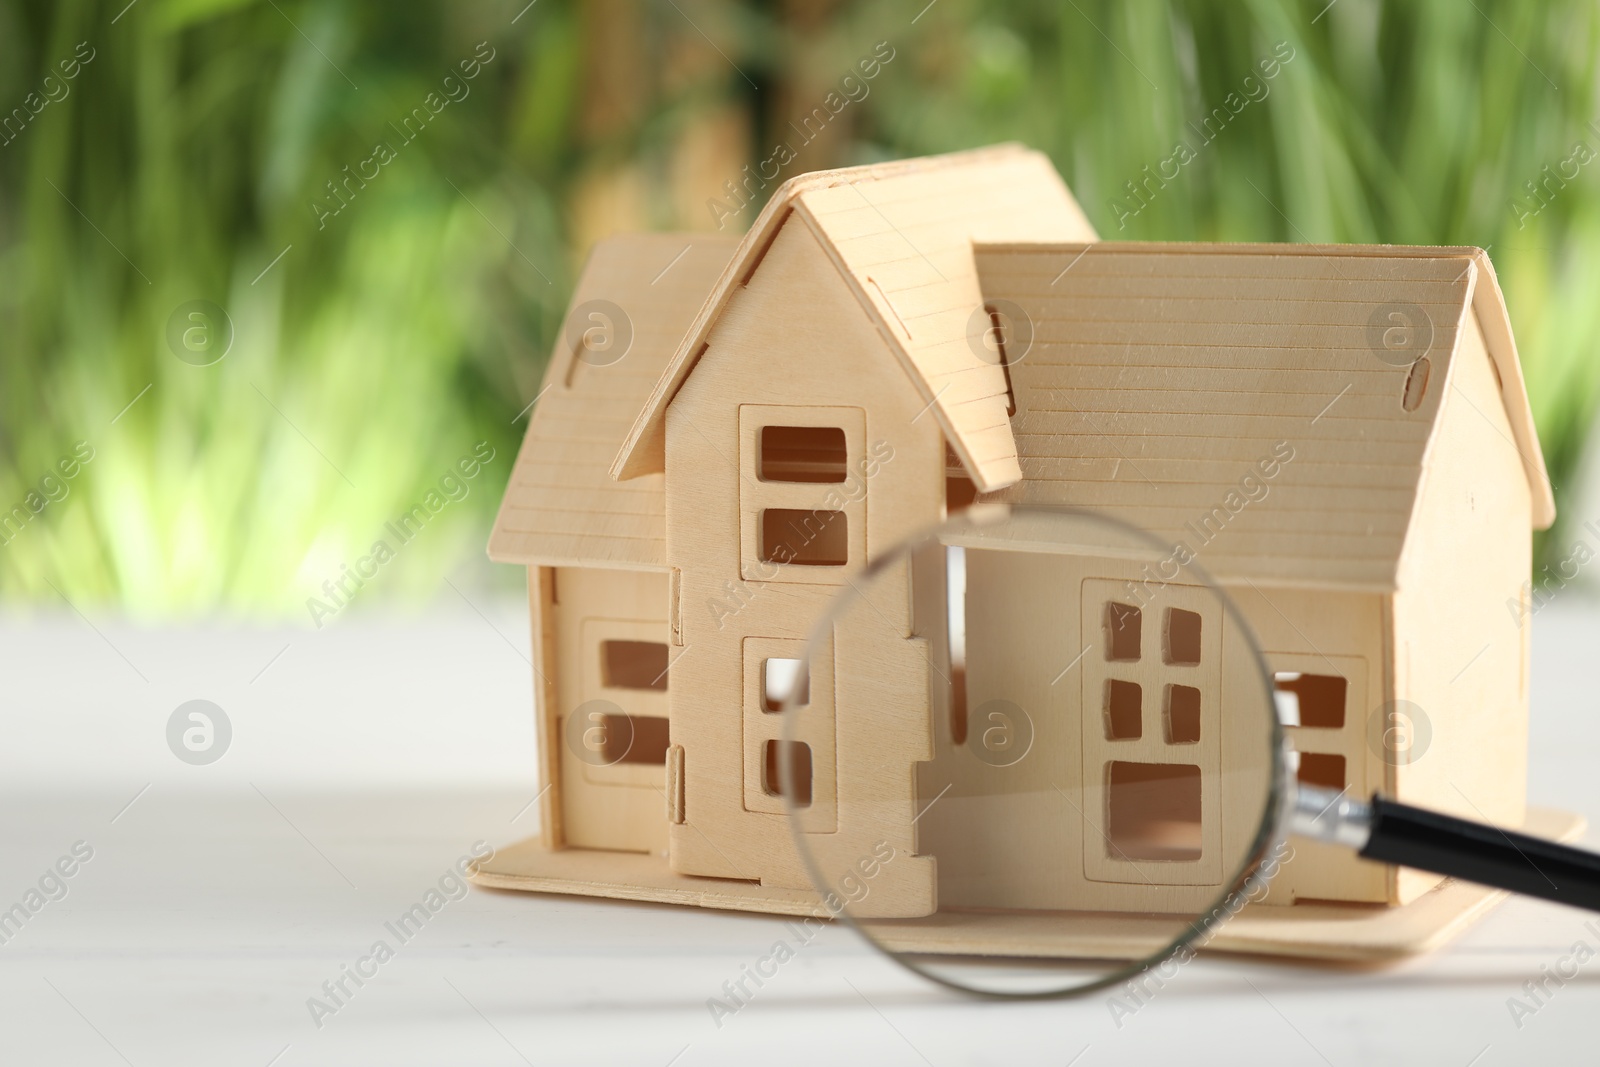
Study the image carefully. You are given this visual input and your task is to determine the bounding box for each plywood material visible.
[1388,311,1535,904]
[612,144,1098,492]
[1272,655,1389,904]
[485,145,1553,950]
[489,233,736,569]
[658,212,944,914]
[470,807,1584,961]
[529,566,563,848]
[973,241,1554,591]
[549,567,672,854]
[915,545,1276,918]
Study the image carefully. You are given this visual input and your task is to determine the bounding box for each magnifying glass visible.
[775,504,1600,998]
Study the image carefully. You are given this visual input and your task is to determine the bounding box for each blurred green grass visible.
[1,0,1597,614]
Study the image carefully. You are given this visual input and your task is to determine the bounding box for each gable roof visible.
[487,233,737,569]
[973,241,1553,590]
[610,143,1097,492]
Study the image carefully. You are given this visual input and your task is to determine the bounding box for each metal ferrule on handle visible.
[1291,784,1600,914]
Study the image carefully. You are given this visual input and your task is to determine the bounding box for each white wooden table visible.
[3,599,1597,1065]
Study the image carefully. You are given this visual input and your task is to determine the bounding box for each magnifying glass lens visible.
[777,506,1282,996]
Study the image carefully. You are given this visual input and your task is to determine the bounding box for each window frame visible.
[1269,653,1368,801]
[1080,578,1224,886]
[741,634,837,830]
[738,404,867,586]
[577,618,673,787]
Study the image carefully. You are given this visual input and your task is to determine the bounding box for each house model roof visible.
[609,143,1098,492]
[490,147,1553,591]
[487,233,737,569]
[975,241,1554,590]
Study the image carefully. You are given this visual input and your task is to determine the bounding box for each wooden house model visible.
[479,144,1562,955]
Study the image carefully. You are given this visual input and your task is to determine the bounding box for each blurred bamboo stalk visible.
[0,0,1596,612]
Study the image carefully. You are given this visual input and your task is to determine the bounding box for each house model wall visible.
[485,144,1554,933]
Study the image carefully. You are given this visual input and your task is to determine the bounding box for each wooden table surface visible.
[3,599,1597,1066]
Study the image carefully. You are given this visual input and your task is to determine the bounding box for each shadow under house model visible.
[476,143,1577,959]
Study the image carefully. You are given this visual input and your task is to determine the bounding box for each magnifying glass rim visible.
[779,502,1288,1000]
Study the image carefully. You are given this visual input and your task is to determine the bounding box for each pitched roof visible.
[973,241,1554,590]
[488,233,737,569]
[610,143,1098,492]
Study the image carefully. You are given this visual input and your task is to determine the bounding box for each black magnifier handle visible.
[1292,785,1600,913]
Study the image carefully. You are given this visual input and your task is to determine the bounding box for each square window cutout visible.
[762,658,809,711]
[1297,752,1346,792]
[1274,672,1347,729]
[1104,602,1142,662]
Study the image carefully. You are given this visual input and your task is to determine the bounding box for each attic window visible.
[760,426,847,483]
[1402,357,1432,412]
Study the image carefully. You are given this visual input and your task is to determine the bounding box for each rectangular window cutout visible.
[1104,602,1142,662]
[762,658,809,711]
[1274,672,1346,729]
[762,740,813,807]
[1164,608,1202,665]
[759,426,847,483]
[1105,679,1142,740]
[600,714,671,765]
[601,640,670,691]
[761,509,848,566]
[1166,685,1201,744]
[1297,752,1346,792]
[1106,761,1202,862]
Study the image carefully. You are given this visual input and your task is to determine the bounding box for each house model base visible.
[476,807,1582,961]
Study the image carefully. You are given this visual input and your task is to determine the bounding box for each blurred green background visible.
[2,0,1597,615]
